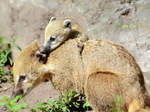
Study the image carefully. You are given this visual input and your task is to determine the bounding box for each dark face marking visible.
[19,75,26,81]
[11,75,26,99]
[50,36,56,42]
[11,88,24,99]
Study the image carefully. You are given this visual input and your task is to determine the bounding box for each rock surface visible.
[0,0,150,111]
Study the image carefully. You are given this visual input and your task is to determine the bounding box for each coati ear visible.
[50,17,56,22]
[64,19,71,28]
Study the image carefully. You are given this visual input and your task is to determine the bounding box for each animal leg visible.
[128,99,144,112]
[85,72,123,112]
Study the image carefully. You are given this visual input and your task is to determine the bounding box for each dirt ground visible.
[0,81,60,112]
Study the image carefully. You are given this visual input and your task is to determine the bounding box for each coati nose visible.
[11,88,24,100]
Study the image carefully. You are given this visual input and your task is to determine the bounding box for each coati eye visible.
[50,36,56,41]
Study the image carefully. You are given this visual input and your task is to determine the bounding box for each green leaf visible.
[0,96,10,104]
[73,102,80,108]
[112,108,118,112]
[31,108,37,112]
[13,36,19,42]
[0,37,6,43]
[116,96,121,103]
[68,89,72,97]
[19,103,28,109]
[10,71,13,76]
[15,45,22,51]
[0,36,21,83]
[74,93,80,98]
[11,95,24,104]
[62,106,68,112]
[0,102,5,106]
[83,100,89,109]
[8,57,13,65]
[0,95,28,112]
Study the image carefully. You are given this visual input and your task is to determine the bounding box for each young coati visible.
[36,17,88,63]
[36,17,72,63]
[12,18,150,112]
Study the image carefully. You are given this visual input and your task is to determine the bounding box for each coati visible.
[12,18,150,112]
[36,17,88,63]
[36,17,72,63]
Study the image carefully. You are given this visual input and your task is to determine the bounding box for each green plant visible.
[83,99,90,111]
[0,95,28,112]
[0,36,21,83]
[112,96,124,112]
[31,89,91,112]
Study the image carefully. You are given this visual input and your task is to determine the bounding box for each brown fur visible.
[36,18,88,63]
[13,19,149,112]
